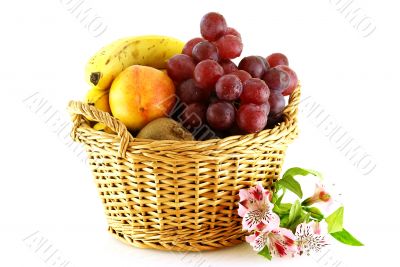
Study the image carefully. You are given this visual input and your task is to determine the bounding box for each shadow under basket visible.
[67,85,301,251]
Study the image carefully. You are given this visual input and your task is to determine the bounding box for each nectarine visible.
[109,65,176,131]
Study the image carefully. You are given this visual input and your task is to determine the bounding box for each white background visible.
[1,0,399,266]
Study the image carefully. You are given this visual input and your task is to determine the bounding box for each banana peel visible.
[85,35,184,90]
[93,122,114,134]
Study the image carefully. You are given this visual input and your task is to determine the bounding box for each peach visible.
[109,65,176,131]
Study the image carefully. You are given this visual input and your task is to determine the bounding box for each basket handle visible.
[282,84,301,119]
[67,100,131,157]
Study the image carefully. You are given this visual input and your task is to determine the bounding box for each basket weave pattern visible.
[68,85,300,251]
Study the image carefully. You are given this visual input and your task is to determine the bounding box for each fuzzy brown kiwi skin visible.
[137,118,194,141]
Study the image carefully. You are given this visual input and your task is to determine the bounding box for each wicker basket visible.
[67,85,300,251]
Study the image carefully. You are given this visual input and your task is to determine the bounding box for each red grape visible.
[206,101,235,130]
[200,12,227,41]
[182,37,204,57]
[215,74,243,101]
[176,79,211,104]
[194,59,224,89]
[181,103,207,128]
[226,27,241,39]
[260,102,270,116]
[267,92,285,129]
[220,59,238,74]
[276,65,298,96]
[237,103,268,133]
[192,41,219,62]
[268,91,285,117]
[257,56,270,70]
[238,56,268,78]
[266,53,289,67]
[240,78,270,104]
[167,54,195,82]
[231,70,252,83]
[262,67,290,92]
[214,34,243,59]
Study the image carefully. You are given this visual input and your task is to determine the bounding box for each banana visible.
[84,86,111,113]
[85,35,184,90]
[84,86,112,131]
[93,122,114,134]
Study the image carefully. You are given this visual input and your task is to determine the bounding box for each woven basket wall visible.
[67,85,300,252]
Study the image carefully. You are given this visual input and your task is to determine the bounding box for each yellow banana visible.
[85,35,184,90]
[93,122,114,134]
[84,86,112,131]
[84,86,111,113]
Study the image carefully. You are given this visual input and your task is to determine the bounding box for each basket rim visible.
[68,84,300,156]
[80,116,295,144]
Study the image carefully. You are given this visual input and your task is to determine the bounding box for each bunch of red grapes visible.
[167,12,298,137]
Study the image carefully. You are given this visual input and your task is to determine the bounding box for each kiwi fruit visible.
[137,118,194,141]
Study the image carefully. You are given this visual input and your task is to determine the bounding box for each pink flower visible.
[246,228,298,257]
[238,183,280,231]
[302,183,332,206]
[295,221,329,255]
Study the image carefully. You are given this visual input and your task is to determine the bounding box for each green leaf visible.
[273,203,292,216]
[258,245,272,260]
[272,188,285,205]
[330,228,364,246]
[288,200,301,226]
[276,175,303,199]
[279,203,292,211]
[303,212,311,223]
[272,192,278,203]
[275,190,285,205]
[303,206,325,221]
[326,206,344,233]
[288,210,308,231]
[283,167,323,180]
[277,167,323,199]
[280,215,289,227]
